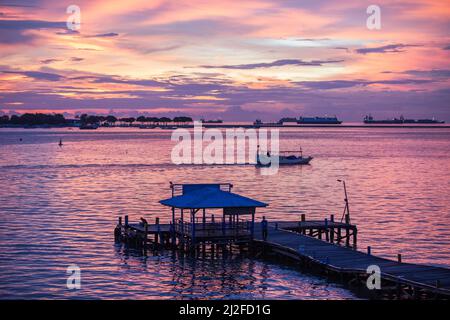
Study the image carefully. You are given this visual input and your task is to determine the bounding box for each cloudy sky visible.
[0,0,449,121]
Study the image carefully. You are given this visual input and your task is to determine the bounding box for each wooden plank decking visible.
[253,222,450,296]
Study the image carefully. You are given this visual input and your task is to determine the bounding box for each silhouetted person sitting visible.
[261,216,268,241]
[140,217,148,226]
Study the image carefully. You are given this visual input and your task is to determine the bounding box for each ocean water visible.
[0,127,449,299]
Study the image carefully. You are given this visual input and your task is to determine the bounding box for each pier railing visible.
[174,218,251,238]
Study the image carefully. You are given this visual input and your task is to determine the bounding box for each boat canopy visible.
[159,183,268,209]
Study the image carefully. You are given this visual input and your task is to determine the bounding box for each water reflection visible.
[111,243,353,300]
[0,127,449,299]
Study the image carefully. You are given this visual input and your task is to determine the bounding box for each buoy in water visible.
[58,139,63,147]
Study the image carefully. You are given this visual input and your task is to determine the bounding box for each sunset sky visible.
[0,0,449,121]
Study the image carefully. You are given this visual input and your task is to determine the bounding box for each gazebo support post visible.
[251,210,255,239]
[202,208,206,229]
[171,207,176,246]
[180,208,184,247]
[191,209,196,248]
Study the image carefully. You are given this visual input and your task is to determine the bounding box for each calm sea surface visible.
[0,127,449,299]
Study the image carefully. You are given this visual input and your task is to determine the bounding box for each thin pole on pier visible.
[398,253,402,263]
[337,180,350,223]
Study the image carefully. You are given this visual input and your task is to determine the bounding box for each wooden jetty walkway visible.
[252,221,450,298]
[114,182,450,299]
[116,216,450,299]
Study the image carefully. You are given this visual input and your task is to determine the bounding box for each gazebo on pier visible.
[159,183,267,247]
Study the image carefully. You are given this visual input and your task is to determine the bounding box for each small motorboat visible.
[256,146,313,166]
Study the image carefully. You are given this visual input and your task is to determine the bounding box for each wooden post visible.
[172,206,175,223]
[345,228,350,247]
[330,214,334,243]
[397,253,402,263]
[250,210,255,239]
[124,215,129,226]
[115,216,122,240]
[367,246,371,255]
[191,210,196,247]
[202,208,206,228]
[155,217,160,244]
[324,218,329,242]
[170,221,175,246]
[222,215,225,235]
[144,222,148,247]
[352,228,357,249]
[345,214,350,224]
[300,214,306,235]
[337,228,342,244]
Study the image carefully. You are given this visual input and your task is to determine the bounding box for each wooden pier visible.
[115,215,450,299]
[113,182,450,299]
[253,221,450,299]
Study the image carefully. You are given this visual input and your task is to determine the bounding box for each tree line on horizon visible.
[0,113,194,126]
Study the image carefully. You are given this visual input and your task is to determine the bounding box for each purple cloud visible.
[297,78,434,90]
[2,70,64,81]
[0,18,66,44]
[356,44,419,54]
[198,59,343,70]
[85,32,119,38]
[404,69,450,78]
[40,58,61,64]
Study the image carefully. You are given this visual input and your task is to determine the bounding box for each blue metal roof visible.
[159,184,268,209]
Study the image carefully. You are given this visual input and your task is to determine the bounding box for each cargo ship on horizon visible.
[364,115,445,124]
[278,115,342,125]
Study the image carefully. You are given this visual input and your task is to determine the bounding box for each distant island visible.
[0,113,195,128]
